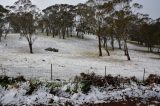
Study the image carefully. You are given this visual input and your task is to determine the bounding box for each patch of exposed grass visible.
[81,51,99,58]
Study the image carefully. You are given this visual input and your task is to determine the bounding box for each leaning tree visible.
[112,0,138,60]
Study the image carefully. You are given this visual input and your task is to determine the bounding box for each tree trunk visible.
[52,28,55,38]
[4,33,8,39]
[52,32,54,38]
[77,31,79,38]
[66,28,69,37]
[105,40,110,56]
[98,35,102,56]
[111,35,114,50]
[41,28,44,33]
[157,47,160,53]
[149,45,153,52]
[19,32,22,39]
[70,27,73,37]
[124,43,127,56]
[62,28,65,39]
[29,43,33,54]
[50,28,52,33]
[0,33,2,42]
[118,38,122,49]
[46,28,49,36]
[82,32,84,39]
[140,41,143,45]
[55,29,58,36]
[103,37,106,48]
[4,30,9,39]
[59,29,62,38]
[105,48,110,56]
[124,40,130,61]
[0,29,2,42]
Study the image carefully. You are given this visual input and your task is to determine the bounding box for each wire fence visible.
[0,64,80,81]
[1,64,159,81]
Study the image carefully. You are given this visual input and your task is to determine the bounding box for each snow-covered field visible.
[0,34,160,80]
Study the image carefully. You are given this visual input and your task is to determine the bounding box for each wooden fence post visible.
[143,68,146,83]
[105,66,106,77]
[51,64,53,80]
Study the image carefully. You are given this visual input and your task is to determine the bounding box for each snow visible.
[0,82,160,105]
[0,34,160,80]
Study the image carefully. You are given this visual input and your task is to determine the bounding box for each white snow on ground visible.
[0,82,160,106]
[0,34,160,80]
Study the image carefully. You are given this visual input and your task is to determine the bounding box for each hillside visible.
[0,34,159,80]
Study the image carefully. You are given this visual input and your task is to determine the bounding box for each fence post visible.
[143,68,145,83]
[105,66,106,77]
[51,64,53,80]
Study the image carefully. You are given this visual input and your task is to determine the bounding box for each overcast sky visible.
[0,0,160,19]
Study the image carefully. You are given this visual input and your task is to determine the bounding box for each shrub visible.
[145,74,160,85]
[14,76,26,82]
[0,76,12,87]
[26,80,41,95]
[80,80,91,94]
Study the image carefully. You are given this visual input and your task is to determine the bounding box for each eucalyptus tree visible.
[43,4,75,39]
[0,5,9,41]
[155,18,160,53]
[136,14,158,52]
[85,1,103,56]
[112,0,141,60]
[113,10,133,60]
[100,25,111,56]
[139,17,160,52]
[59,4,75,39]
[75,3,96,39]
[129,13,149,45]
[43,5,58,36]
[37,19,45,33]
[101,1,116,51]
[8,0,40,53]
[85,0,114,56]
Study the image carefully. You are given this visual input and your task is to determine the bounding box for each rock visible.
[45,47,53,51]
[45,47,59,52]
[52,48,59,52]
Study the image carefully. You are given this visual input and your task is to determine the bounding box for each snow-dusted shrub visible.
[0,75,26,87]
[0,76,12,87]
[26,80,42,95]
[145,74,160,85]
[45,81,63,89]
[80,80,91,94]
